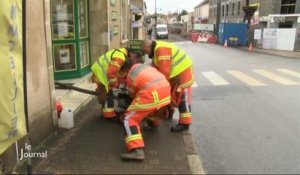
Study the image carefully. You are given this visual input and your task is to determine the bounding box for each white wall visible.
[262,28,297,51]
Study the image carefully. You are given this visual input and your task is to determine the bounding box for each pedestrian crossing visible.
[201,71,230,86]
[253,69,299,85]
[276,69,300,78]
[227,70,266,86]
[193,69,300,87]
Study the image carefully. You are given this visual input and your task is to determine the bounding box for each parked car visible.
[156,24,168,39]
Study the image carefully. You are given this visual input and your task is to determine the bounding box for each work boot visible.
[142,120,158,131]
[121,148,145,161]
[171,124,189,132]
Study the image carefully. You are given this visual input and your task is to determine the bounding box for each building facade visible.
[194,0,209,23]
[181,12,195,37]
[208,0,247,24]
[53,0,131,80]
[255,0,300,28]
[1,0,135,173]
[209,0,300,27]
[130,0,147,39]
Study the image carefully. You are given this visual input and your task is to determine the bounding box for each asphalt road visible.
[168,34,300,174]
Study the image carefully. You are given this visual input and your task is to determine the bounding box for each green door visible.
[51,0,90,80]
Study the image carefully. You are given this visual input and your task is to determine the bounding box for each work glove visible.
[95,86,107,105]
[169,77,182,108]
[156,106,170,120]
[109,82,119,90]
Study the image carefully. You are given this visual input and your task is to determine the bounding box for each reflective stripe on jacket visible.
[127,64,171,111]
[91,48,127,92]
[153,41,193,79]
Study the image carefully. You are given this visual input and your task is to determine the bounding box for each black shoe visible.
[167,109,174,120]
[142,123,158,131]
[121,148,145,160]
[142,120,158,131]
[105,116,121,124]
[171,124,189,132]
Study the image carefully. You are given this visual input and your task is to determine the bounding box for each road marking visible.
[276,69,300,79]
[173,41,193,45]
[202,71,230,86]
[188,155,205,175]
[227,70,266,86]
[192,81,199,88]
[253,69,299,85]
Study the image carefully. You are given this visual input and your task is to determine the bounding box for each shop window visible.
[222,5,224,16]
[121,0,128,41]
[51,0,90,80]
[51,0,75,39]
[53,44,76,71]
[78,0,88,38]
[237,1,241,15]
[226,4,229,16]
[80,41,89,68]
[281,0,296,14]
[279,21,293,28]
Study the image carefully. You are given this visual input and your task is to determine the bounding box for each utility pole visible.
[216,0,221,35]
[224,0,227,23]
[155,0,157,26]
[154,0,157,39]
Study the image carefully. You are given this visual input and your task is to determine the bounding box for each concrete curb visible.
[183,129,205,174]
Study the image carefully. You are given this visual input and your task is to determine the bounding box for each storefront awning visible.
[130,4,143,14]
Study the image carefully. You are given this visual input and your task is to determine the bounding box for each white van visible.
[156,24,168,39]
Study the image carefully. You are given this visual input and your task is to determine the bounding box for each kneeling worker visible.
[120,61,171,160]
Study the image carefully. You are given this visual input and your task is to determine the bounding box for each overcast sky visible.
[145,0,204,14]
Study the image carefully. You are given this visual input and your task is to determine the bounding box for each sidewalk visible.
[240,46,300,59]
[23,99,204,174]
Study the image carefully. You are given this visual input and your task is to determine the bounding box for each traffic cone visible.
[224,39,228,48]
[248,42,253,52]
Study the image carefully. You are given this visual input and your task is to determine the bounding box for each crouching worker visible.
[91,48,140,122]
[121,63,171,160]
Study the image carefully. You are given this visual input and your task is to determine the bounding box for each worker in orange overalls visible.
[141,40,194,132]
[91,48,141,122]
[120,62,171,160]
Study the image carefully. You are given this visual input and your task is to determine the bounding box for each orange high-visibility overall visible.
[152,41,194,125]
[124,64,171,151]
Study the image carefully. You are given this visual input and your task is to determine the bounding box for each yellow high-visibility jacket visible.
[91,48,127,92]
[152,41,193,79]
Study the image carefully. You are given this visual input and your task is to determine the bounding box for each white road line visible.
[253,69,299,85]
[202,71,230,86]
[192,81,199,88]
[173,41,193,44]
[276,69,300,79]
[227,70,266,86]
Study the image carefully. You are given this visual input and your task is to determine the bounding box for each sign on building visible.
[254,29,262,40]
[194,24,214,31]
[0,0,27,155]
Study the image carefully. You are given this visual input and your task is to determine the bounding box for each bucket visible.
[60,109,74,129]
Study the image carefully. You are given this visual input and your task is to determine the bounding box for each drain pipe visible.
[22,0,32,174]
